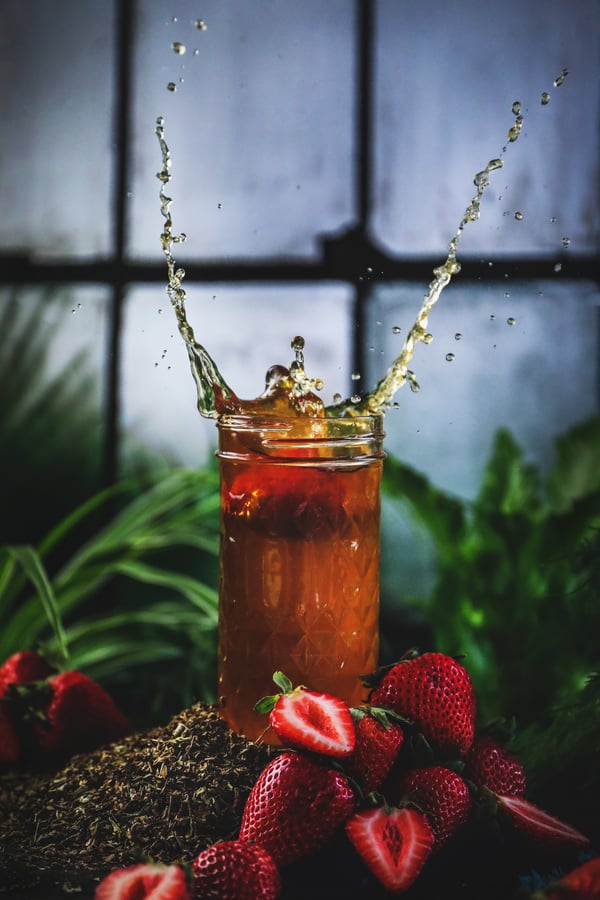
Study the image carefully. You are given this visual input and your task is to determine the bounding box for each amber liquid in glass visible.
[217,416,383,740]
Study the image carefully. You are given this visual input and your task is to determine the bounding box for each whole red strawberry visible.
[368,651,476,757]
[192,840,281,899]
[344,707,405,793]
[0,650,54,696]
[345,804,434,894]
[0,702,20,767]
[239,751,356,867]
[95,862,190,899]
[388,765,472,849]
[463,734,526,797]
[32,671,130,758]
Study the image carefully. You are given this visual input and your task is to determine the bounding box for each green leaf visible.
[272,671,294,694]
[253,694,280,715]
[6,546,69,662]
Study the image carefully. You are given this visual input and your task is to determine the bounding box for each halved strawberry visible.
[239,751,356,867]
[192,840,281,899]
[496,794,590,850]
[541,856,600,899]
[94,863,190,899]
[345,805,434,894]
[255,672,356,758]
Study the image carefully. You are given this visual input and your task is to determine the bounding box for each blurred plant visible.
[0,466,221,726]
[381,416,600,729]
[0,288,105,546]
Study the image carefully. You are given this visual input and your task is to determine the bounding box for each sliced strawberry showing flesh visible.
[542,856,600,899]
[345,805,434,894]
[94,863,190,899]
[256,671,355,757]
[496,794,590,850]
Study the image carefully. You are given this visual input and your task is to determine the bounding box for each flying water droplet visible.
[166,82,177,92]
[511,100,521,115]
[454,333,462,341]
[554,263,562,273]
[561,236,570,248]
[514,211,524,221]
[445,352,455,362]
[172,41,186,55]
[392,325,402,334]
[507,317,516,326]
[541,92,550,106]
[553,68,568,87]
[196,19,208,30]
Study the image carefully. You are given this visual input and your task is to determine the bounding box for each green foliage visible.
[382,417,600,729]
[0,467,221,726]
[0,289,104,545]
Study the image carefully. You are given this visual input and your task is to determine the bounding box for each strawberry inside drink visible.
[218,409,384,740]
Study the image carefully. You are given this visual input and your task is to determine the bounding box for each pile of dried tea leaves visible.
[0,703,271,895]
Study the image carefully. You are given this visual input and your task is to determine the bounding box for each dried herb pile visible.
[0,703,271,894]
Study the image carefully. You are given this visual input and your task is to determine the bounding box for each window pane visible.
[128,0,356,260]
[364,279,599,500]
[373,0,600,257]
[120,284,354,464]
[0,1,116,259]
[0,286,108,541]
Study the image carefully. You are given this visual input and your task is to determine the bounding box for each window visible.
[1,0,598,521]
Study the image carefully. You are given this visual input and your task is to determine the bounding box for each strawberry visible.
[388,766,472,849]
[30,670,130,758]
[255,672,356,758]
[94,863,190,899]
[192,840,281,899]
[0,650,54,696]
[345,805,434,894]
[540,856,600,899]
[463,734,526,797]
[368,651,476,757]
[495,794,590,850]
[0,701,20,766]
[224,467,344,540]
[239,751,356,866]
[344,707,405,792]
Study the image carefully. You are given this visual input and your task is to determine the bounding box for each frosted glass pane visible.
[373,0,600,257]
[128,0,355,260]
[120,284,354,464]
[0,1,115,259]
[364,280,599,500]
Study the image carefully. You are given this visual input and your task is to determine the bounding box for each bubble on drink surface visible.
[541,92,550,106]
[514,211,524,221]
[554,68,568,87]
[167,82,177,92]
[172,41,186,54]
[445,352,455,362]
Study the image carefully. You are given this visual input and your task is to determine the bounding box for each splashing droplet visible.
[172,41,186,55]
[554,263,562,273]
[351,372,361,381]
[392,325,402,334]
[196,19,208,30]
[507,317,516,326]
[511,100,521,115]
[445,352,455,362]
[541,92,550,106]
[514,211,524,221]
[166,82,177,93]
[454,332,462,341]
[554,68,568,87]
[561,236,570,248]
[423,333,433,344]
[333,393,342,404]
